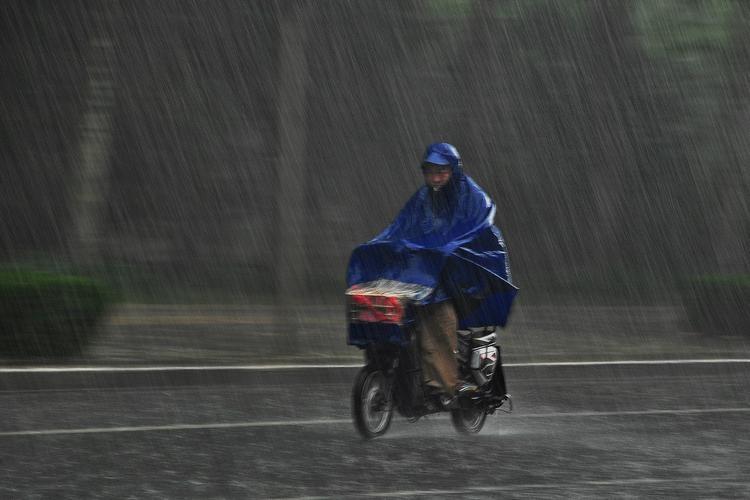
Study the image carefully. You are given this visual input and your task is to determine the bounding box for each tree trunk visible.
[274,0,312,351]
[68,6,118,267]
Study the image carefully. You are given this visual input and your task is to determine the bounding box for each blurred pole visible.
[274,0,311,352]
[68,4,119,268]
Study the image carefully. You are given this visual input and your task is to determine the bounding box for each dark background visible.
[2,0,748,303]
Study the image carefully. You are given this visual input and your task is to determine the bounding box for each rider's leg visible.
[415,300,458,397]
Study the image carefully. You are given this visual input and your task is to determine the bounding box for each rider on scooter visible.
[347,142,516,406]
[416,146,480,402]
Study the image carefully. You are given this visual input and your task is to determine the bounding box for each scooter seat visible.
[470,332,496,346]
[458,327,497,344]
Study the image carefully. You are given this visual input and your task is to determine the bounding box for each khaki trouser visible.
[415,301,458,397]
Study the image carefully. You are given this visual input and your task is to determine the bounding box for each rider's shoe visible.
[439,394,458,409]
[455,381,479,396]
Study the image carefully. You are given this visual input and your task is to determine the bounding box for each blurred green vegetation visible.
[0,267,116,355]
[423,0,472,19]
[634,0,735,59]
[688,274,750,287]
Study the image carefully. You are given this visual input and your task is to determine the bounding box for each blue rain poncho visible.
[346,147,518,328]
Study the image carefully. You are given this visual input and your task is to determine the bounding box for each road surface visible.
[2,361,749,498]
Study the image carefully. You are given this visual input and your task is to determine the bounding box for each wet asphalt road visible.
[1,362,750,499]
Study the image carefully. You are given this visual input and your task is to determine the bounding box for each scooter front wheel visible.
[352,366,393,439]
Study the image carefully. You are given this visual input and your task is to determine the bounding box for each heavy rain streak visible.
[1,1,749,498]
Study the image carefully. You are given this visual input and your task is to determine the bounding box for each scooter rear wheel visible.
[450,405,487,434]
[352,366,393,439]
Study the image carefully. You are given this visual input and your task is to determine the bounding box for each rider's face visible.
[422,164,452,190]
